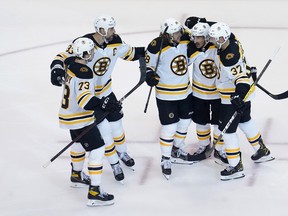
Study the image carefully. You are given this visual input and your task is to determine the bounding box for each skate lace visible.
[161,159,171,169]
[112,163,123,176]
[226,166,234,172]
[219,151,227,158]
[99,187,109,197]
[81,172,90,181]
[120,152,132,162]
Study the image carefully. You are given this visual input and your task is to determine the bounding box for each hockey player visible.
[145,18,194,179]
[208,22,274,180]
[59,37,119,206]
[51,15,145,181]
[187,22,227,164]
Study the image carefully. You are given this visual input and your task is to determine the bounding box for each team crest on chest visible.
[93,57,111,76]
[199,59,218,79]
[170,55,188,76]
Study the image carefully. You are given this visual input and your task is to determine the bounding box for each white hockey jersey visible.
[58,58,95,130]
[212,35,255,104]
[51,33,138,98]
[146,33,191,101]
[188,42,220,100]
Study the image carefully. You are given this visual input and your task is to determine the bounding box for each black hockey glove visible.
[51,65,65,86]
[250,66,257,82]
[230,83,250,113]
[230,94,245,113]
[100,96,122,112]
[134,47,146,59]
[145,71,160,87]
[185,16,207,29]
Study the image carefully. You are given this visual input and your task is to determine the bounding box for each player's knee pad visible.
[97,119,114,146]
[89,145,105,162]
[161,123,178,139]
[239,119,259,138]
[223,133,239,149]
[177,118,191,132]
[109,119,124,136]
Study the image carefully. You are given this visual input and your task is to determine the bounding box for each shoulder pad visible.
[72,33,95,43]
[187,42,199,57]
[219,41,240,67]
[66,59,93,79]
[147,37,170,54]
[108,34,123,45]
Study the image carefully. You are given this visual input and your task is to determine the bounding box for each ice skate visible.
[87,185,114,207]
[111,162,125,184]
[189,144,212,161]
[70,164,90,188]
[117,151,135,170]
[161,156,171,180]
[220,158,245,181]
[171,146,197,165]
[214,149,228,166]
[251,139,275,163]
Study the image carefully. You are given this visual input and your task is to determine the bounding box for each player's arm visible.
[50,43,74,86]
[185,16,216,29]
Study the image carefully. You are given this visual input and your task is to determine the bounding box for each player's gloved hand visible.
[135,47,146,58]
[145,71,160,87]
[100,96,122,112]
[51,65,65,86]
[230,94,245,113]
[250,66,257,82]
[185,16,207,29]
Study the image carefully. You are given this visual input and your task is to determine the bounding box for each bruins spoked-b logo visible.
[93,57,111,76]
[170,55,188,76]
[199,59,218,79]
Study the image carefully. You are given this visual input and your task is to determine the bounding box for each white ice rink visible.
[1,0,288,215]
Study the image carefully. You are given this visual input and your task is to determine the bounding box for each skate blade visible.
[70,182,88,188]
[171,158,198,165]
[163,174,170,180]
[253,156,275,163]
[116,180,124,185]
[87,199,114,207]
[220,172,245,181]
[126,166,135,171]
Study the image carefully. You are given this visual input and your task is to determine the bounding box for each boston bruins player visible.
[209,22,274,180]
[51,15,145,181]
[187,22,227,165]
[59,37,120,206]
[145,18,194,179]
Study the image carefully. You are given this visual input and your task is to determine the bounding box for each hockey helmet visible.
[72,37,94,60]
[209,22,231,48]
[94,15,116,36]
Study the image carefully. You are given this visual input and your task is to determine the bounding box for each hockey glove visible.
[51,65,65,86]
[134,47,146,59]
[185,16,207,29]
[250,66,257,82]
[230,94,245,113]
[145,71,160,87]
[230,82,250,113]
[100,96,122,112]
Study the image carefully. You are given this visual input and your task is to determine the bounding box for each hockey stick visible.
[43,57,147,168]
[144,26,168,113]
[205,48,280,158]
[256,83,288,100]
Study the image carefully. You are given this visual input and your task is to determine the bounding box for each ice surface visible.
[1,1,288,216]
